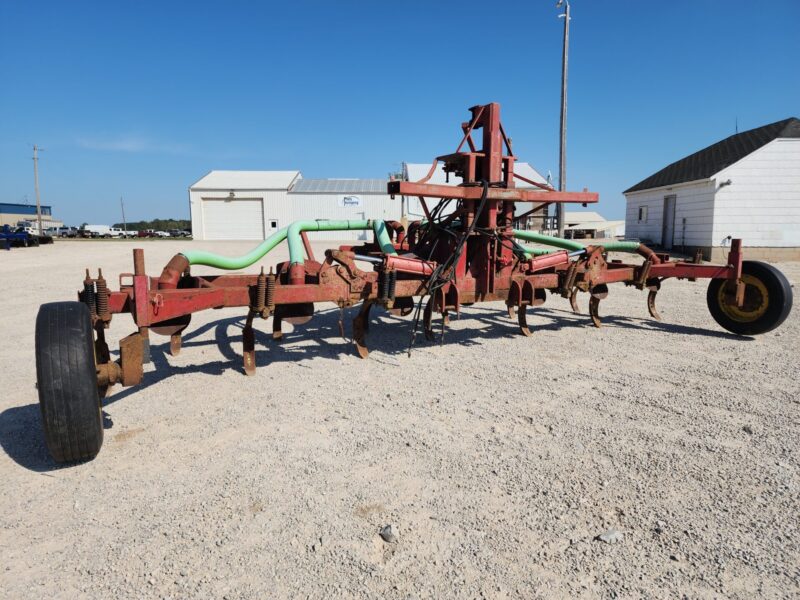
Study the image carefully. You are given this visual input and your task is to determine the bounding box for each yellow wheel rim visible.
[717,274,769,322]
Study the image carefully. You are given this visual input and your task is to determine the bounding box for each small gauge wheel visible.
[707,261,792,335]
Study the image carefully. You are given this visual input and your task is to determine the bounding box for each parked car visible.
[16,220,39,235]
[167,229,191,237]
[138,229,156,238]
[57,226,78,238]
[154,230,170,238]
[120,230,138,238]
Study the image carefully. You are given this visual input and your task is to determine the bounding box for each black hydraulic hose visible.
[407,181,491,354]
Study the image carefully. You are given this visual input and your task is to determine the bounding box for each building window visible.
[270,220,278,229]
[638,206,648,223]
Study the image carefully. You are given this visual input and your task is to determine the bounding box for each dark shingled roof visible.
[625,117,800,193]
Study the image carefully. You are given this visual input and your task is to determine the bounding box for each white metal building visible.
[189,172,398,241]
[624,117,800,260]
[189,171,302,240]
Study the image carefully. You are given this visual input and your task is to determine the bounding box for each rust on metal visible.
[647,290,661,321]
[169,332,182,356]
[569,289,580,314]
[158,254,189,289]
[352,300,372,358]
[133,248,145,276]
[588,284,609,328]
[118,332,144,386]
[243,311,256,376]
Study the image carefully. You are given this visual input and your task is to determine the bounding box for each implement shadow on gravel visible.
[102,306,521,406]
[101,302,748,408]
[0,404,62,472]
[0,404,115,472]
[0,404,58,472]
[531,306,752,340]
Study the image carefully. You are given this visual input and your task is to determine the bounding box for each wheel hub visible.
[718,274,769,322]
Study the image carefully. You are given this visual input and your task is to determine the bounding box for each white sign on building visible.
[339,195,362,208]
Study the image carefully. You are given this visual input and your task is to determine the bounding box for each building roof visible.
[625,117,800,194]
[289,178,388,194]
[404,161,549,188]
[565,211,606,224]
[566,219,624,232]
[190,170,301,190]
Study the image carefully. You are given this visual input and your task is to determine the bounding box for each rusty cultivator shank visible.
[35,103,793,463]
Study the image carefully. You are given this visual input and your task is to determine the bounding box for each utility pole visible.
[399,162,408,230]
[33,145,44,235]
[120,196,127,234]
[556,0,571,238]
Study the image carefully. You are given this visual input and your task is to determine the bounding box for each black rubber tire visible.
[35,302,103,462]
[707,261,793,335]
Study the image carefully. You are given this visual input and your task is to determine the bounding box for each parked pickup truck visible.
[57,226,78,238]
[1,225,54,248]
[84,225,126,238]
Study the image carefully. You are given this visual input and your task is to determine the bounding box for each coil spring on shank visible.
[256,269,267,312]
[378,271,387,301]
[387,270,397,300]
[266,272,275,309]
[83,270,97,317]
[95,271,110,320]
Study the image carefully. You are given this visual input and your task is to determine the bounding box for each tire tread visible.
[35,302,103,463]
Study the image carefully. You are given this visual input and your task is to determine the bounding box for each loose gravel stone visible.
[379,525,398,544]
[596,529,625,544]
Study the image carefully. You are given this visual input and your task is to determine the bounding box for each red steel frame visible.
[85,103,745,385]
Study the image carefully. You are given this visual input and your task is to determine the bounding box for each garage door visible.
[202,198,264,240]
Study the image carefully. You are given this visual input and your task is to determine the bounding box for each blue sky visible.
[1,0,798,225]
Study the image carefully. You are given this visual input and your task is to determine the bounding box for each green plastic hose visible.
[513,230,586,251]
[182,227,289,269]
[179,220,397,270]
[513,242,555,258]
[595,240,642,252]
[287,220,396,265]
[512,230,642,254]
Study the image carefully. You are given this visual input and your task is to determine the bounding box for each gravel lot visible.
[1,239,798,599]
